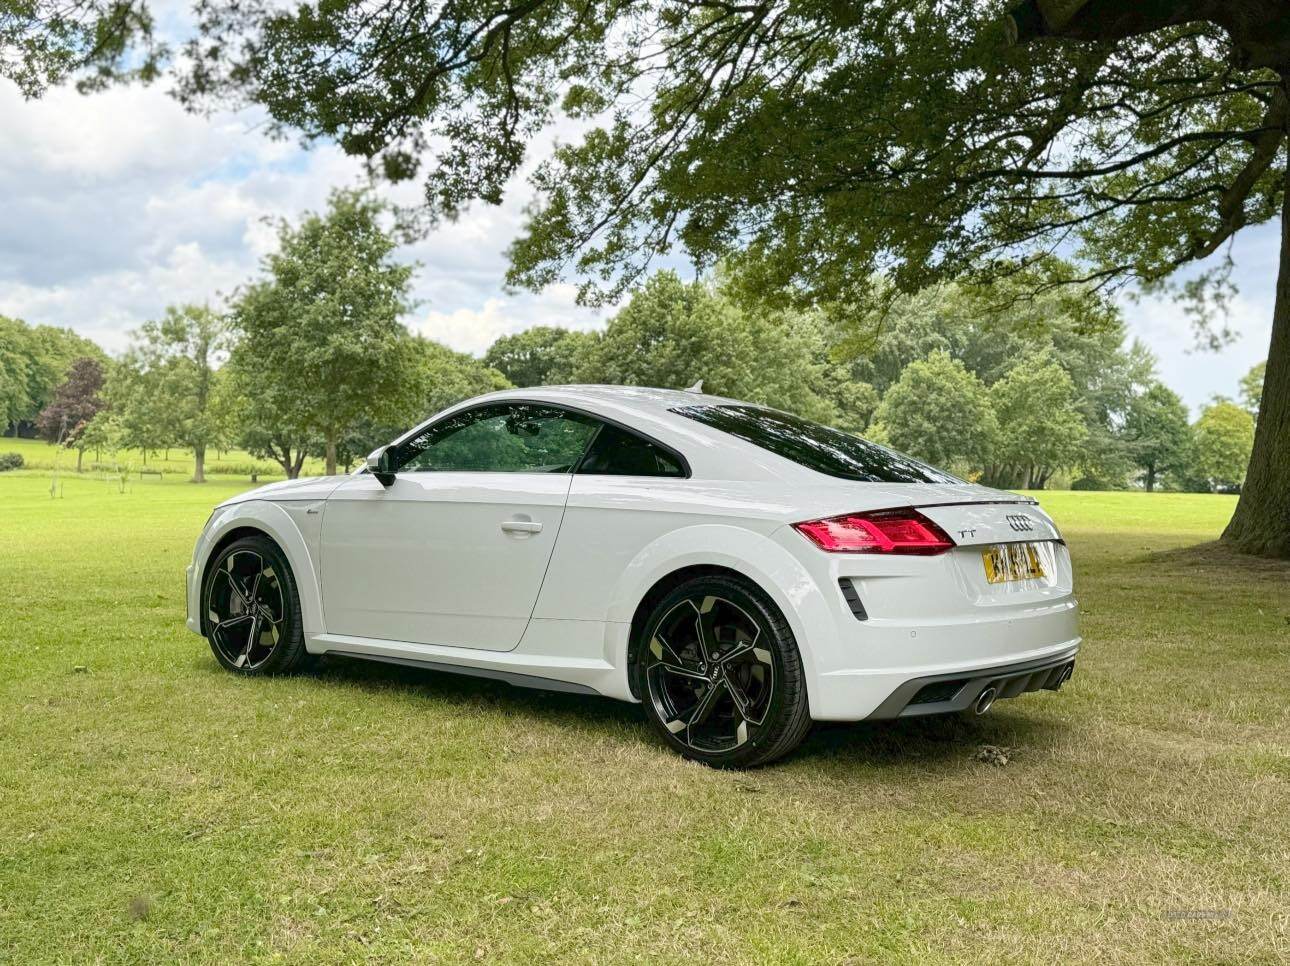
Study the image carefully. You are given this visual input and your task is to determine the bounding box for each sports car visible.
[187,385,1079,766]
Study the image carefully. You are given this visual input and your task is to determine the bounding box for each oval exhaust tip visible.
[974,687,998,716]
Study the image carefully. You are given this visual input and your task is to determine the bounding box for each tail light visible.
[792,508,954,555]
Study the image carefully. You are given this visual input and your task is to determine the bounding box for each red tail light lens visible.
[792,509,955,555]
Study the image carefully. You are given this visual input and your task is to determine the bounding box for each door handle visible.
[500,520,543,534]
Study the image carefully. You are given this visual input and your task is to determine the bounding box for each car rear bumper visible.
[809,633,1080,721]
[863,649,1078,719]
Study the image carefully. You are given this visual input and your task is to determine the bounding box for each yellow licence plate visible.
[982,542,1046,584]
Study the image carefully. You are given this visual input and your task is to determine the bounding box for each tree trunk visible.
[193,444,206,483]
[325,436,337,476]
[1145,464,1156,492]
[76,447,84,472]
[291,448,307,479]
[1222,148,1290,557]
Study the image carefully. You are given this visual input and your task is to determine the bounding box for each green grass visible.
[1,475,1287,964]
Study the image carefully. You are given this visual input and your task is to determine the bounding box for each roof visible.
[391,382,804,484]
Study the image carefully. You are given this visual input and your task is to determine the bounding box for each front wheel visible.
[635,575,812,768]
[202,534,310,675]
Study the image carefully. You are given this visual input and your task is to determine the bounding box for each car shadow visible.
[791,710,1064,770]
[310,653,645,731]
[300,654,1064,771]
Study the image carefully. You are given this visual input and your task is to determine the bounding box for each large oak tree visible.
[8,0,1290,552]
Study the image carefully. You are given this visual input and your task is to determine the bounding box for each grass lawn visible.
[1,473,1287,963]
[0,436,330,479]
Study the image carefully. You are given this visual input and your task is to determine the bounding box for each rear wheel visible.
[202,535,310,675]
[635,575,812,768]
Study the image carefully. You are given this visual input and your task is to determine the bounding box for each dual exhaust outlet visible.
[973,663,1073,715]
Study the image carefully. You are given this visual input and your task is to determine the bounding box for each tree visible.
[575,270,841,423]
[1240,360,1267,419]
[0,0,161,97]
[415,338,512,416]
[118,305,229,482]
[871,351,997,473]
[335,337,512,468]
[483,326,595,387]
[988,355,1089,489]
[1124,382,1192,491]
[77,410,123,465]
[226,189,419,476]
[223,378,316,481]
[0,317,33,432]
[109,358,175,462]
[13,1,1290,552]
[836,278,1149,481]
[36,356,106,471]
[1191,400,1257,491]
[1,316,105,437]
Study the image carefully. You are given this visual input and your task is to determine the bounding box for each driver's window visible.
[396,404,599,473]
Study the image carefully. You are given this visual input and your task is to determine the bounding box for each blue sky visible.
[0,76,1273,414]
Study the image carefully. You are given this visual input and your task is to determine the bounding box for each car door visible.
[319,403,600,652]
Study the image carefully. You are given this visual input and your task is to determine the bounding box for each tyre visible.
[634,574,812,767]
[201,534,310,675]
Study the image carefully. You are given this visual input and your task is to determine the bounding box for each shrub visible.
[206,462,279,477]
[0,452,24,472]
[1071,476,1105,491]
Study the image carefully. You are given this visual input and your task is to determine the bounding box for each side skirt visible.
[308,632,621,697]
[324,649,600,696]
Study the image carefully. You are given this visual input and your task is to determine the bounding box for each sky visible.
[0,76,1275,415]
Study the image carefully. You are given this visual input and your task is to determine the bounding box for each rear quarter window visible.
[672,404,961,484]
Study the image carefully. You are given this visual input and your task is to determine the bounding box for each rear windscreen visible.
[672,404,962,484]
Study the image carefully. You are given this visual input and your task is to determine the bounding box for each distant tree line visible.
[486,272,1262,494]
[1,190,1262,492]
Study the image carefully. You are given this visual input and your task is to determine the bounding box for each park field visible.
[0,471,1287,963]
[0,435,331,479]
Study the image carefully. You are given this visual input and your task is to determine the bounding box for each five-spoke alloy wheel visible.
[203,535,309,675]
[637,575,811,768]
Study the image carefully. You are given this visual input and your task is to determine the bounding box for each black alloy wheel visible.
[203,535,309,675]
[637,575,811,768]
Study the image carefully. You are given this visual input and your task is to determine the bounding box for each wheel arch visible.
[606,524,833,712]
[193,502,324,637]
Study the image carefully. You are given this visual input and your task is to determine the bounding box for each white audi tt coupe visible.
[187,385,1079,766]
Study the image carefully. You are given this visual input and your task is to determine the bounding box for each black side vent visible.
[838,579,868,621]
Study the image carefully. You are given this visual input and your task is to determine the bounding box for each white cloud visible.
[414,284,604,356]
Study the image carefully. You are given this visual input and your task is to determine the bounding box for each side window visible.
[576,424,686,477]
[397,404,598,473]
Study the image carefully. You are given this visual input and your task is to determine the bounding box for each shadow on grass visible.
[292,653,1064,771]
[795,709,1064,769]
[310,652,643,730]
[1143,540,1290,581]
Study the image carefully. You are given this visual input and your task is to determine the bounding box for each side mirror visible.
[366,445,397,487]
